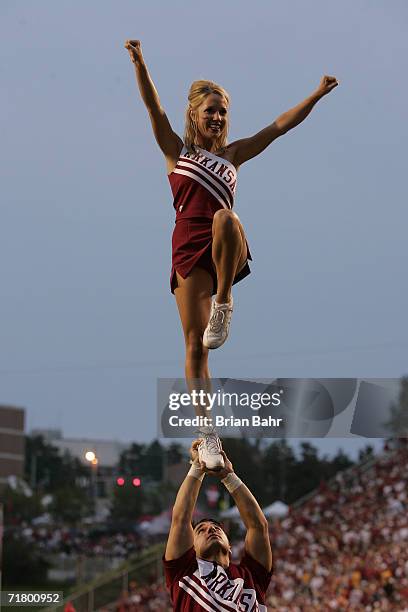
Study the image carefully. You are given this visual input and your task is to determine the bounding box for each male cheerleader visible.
[163,440,272,611]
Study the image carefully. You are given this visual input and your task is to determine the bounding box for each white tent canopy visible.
[139,511,171,535]
[219,505,241,519]
[220,501,289,523]
[262,500,289,518]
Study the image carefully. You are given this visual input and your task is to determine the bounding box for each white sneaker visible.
[203,297,234,349]
[198,429,225,471]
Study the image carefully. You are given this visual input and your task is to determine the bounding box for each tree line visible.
[2,375,407,525]
[1,435,376,525]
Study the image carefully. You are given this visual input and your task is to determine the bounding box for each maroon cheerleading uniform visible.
[163,546,271,611]
[169,145,252,294]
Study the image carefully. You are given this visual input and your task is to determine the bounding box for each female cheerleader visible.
[125,39,338,467]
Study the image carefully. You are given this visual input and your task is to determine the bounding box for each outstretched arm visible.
[165,441,205,561]
[231,75,339,167]
[125,39,182,166]
[208,451,272,572]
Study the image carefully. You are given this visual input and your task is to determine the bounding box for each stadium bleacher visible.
[109,442,407,611]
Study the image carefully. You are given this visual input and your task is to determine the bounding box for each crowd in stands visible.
[110,442,407,611]
[112,581,172,612]
[265,442,408,610]
[17,526,146,559]
[18,443,407,610]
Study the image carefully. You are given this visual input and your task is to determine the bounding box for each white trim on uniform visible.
[179,581,219,611]
[177,159,234,207]
[178,573,265,612]
[173,145,237,209]
[173,168,230,210]
[186,575,236,611]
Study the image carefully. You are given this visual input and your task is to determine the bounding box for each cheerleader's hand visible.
[125,39,143,65]
[316,75,339,97]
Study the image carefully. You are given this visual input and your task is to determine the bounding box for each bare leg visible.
[174,268,213,418]
[211,210,248,304]
[175,267,225,469]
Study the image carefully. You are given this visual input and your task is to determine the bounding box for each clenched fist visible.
[316,75,339,97]
[125,39,143,65]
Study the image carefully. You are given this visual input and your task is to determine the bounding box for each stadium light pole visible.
[84,450,99,517]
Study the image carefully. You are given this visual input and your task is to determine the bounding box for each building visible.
[0,405,25,489]
[31,429,126,499]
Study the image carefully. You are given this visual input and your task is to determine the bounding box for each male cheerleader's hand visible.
[191,439,234,479]
[316,75,339,97]
[124,39,143,64]
[206,450,233,479]
[190,439,206,472]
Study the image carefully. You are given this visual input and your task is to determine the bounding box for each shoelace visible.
[203,432,222,454]
[209,308,226,333]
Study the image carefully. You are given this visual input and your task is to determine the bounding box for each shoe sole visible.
[200,460,225,470]
[202,339,226,350]
[203,332,230,349]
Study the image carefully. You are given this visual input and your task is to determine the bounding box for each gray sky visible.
[1,1,407,458]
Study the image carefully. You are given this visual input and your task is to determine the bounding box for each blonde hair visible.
[184,80,230,153]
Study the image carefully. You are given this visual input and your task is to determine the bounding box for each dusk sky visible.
[1,1,407,458]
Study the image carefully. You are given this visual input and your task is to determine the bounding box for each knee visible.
[213,209,239,236]
[185,333,207,361]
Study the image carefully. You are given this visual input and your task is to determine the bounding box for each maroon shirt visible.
[168,146,237,220]
[163,547,272,611]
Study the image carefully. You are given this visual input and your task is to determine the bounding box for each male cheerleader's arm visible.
[231,75,339,167]
[208,451,272,572]
[164,440,206,561]
[124,39,182,161]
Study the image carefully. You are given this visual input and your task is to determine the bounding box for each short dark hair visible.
[192,518,224,531]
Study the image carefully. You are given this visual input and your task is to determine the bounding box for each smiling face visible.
[193,520,231,559]
[193,93,229,145]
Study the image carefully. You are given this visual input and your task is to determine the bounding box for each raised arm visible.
[165,441,205,561]
[230,75,339,167]
[125,40,183,169]
[209,451,272,572]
